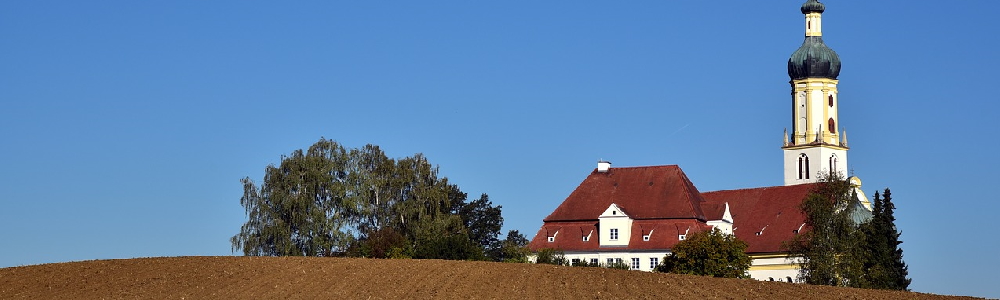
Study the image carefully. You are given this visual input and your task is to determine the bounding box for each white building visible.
[527,0,872,282]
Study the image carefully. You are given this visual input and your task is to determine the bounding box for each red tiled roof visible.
[527,221,597,252]
[628,220,713,250]
[702,183,820,254]
[528,164,821,255]
[527,219,712,252]
[700,202,728,221]
[543,165,707,222]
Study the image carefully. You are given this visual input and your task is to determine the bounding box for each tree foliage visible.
[230,139,352,256]
[787,173,910,290]
[457,194,504,260]
[656,228,752,278]
[496,230,531,263]
[785,172,866,286]
[232,138,503,261]
[533,248,567,266]
[859,189,911,290]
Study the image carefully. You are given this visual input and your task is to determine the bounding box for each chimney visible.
[597,160,611,173]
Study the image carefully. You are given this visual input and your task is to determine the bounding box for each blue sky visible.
[2,1,998,298]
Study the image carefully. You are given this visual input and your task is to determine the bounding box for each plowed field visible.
[0,256,983,299]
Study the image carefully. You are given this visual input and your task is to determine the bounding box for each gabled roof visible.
[543,165,707,222]
[702,183,820,254]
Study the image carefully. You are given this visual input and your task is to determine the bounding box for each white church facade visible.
[527,0,872,282]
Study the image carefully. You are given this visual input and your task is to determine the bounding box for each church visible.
[527,0,872,282]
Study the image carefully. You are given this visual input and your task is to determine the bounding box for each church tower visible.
[782,0,848,186]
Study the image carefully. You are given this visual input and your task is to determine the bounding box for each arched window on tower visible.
[828,118,836,134]
[798,154,810,180]
[829,154,838,174]
[806,155,810,179]
[828,94,834,107]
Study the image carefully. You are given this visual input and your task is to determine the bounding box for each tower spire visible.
[801,0,826,37]
[782,0,848,186]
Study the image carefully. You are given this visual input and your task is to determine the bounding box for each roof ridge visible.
[703,183,821,194]
[603,164,679,170]
[671,166,707,220]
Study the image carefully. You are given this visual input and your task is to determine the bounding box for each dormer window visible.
[642,235,650,241]
[547,236,554,242]
[609,228,619,241]
[678,234,686,241]
[582,235,589,242]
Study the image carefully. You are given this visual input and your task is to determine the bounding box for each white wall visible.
[748,256,803,283]
[598,204,632,247]
[563,251,670,272]
[783,146,848,185]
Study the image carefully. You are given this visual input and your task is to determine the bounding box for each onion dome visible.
[800,0,826,14]
[787,37,841,80]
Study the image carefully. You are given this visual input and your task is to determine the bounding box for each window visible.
[607,258,615,265]
[642,235,650,241]
[828,118,836,133]
[649,257,659,270]
[631,258,640,270]
[678,234,686,241]
[798,154,810,180]
[547,236,554,242]
[829,154,838,173]
[805,156,810,179]
[787,276,794,283]
[609,228,619,241]
[769,277,775,282]
[571,258,580,266]
[828,94,834,107]
[590,258,599,265]
[582,235,589,242]
[615,258,623,265]
[797,154,804,179]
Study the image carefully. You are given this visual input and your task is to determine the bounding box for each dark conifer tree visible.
[859,189,911,290]
[878,189,911,290]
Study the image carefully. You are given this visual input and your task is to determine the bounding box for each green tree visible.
[497,230,530,263]
[785,172,867,287]
[410,213,485,260]
[231,139,353,256]
[859,189,911,290]
[232,138,501,261]
[656,228,752,278]
[458,194,503,259]
[347,227,410,259]
[534,248,567,265]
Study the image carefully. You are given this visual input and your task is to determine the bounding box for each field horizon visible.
[0,256,986,299]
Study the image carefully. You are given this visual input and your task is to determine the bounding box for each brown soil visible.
[0,256,984,300]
